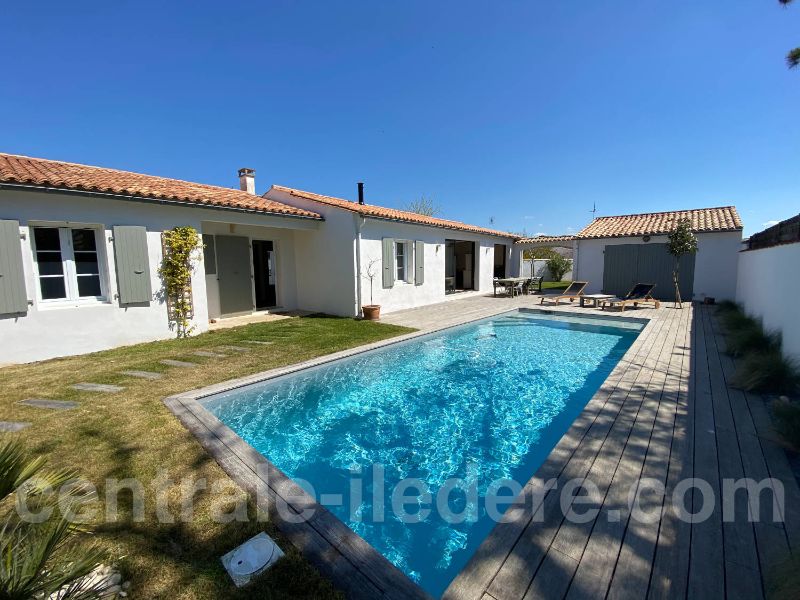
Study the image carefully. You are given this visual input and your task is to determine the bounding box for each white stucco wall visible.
[358,220,513,314]
[573,231,741,301]
[736,243,800,362]
[266,188,360,316]
[265,187,515,316]
[0,188,317,364]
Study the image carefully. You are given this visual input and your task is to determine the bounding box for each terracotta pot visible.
[362,305,381,321]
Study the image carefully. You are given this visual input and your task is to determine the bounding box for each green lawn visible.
[541,280,572,291]
[0,316,412,599]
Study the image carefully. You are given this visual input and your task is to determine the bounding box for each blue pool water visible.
[204,310,642,597]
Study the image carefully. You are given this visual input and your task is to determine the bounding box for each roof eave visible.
[0,182,324,221]
[576,227,743,240]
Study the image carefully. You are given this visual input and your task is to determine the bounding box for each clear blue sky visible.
[2,1,798,236]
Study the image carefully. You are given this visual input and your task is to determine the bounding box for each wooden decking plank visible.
[562,307,686,599]
[522,547,579,600]
[707,306,792,588]
[759,439,800,553]
[687,306,725,599]
[447,308,665,600]
[482,313,672,600]
[700,307,761,592]
[606,306,691,599]
[551,304,679,565]
[647,305,695,600]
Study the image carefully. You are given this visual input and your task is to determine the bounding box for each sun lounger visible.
[601,283,660,311]
[539,281,588,305]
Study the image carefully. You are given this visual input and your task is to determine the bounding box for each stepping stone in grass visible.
[19,398,78,410]
[243,340,273,345]
[218,345,250,352]
[193,350,227,358]
[160,359,198,368]
[121,370,163,380]
[72,383,125,393]
[0,421,31,432]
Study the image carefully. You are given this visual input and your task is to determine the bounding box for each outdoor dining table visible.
[494,277,530,297]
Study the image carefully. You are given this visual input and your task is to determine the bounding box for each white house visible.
[514,207,743,303]
[0,152,516,364]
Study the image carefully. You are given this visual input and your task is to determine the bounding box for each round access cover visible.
[229,536,276,576]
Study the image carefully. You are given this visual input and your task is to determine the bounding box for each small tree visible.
[667,218,698,308]
[361,257,380,307]
[524,246,560,261]
[402,196,441,217]
[546,254,571,282]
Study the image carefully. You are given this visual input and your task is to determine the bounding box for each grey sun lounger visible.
[602,283,660,311]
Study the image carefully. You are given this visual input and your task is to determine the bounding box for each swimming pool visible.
[202,309,643,597]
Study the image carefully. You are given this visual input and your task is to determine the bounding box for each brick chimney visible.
[238,168,255,194]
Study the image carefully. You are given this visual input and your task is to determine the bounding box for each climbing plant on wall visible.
[159,226,202,338]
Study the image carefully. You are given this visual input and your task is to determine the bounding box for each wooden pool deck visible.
[385,295,800,600]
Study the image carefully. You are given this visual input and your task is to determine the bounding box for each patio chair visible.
[602,283,660,312]
[493,278,506,297]
[524,277,543,295]
[539,281,588,305]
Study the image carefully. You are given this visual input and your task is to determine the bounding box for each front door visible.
[215,235,253,315]
[252,240,277,310]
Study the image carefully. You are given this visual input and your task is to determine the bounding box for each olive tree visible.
[666,218,698,308]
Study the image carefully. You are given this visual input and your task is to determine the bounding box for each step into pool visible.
[203,309,643,597]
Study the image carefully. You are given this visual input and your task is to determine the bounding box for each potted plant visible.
[361,257,381,320]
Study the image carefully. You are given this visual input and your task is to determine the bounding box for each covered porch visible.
[200,214,319,321]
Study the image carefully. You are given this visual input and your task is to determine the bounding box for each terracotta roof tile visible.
[515,234,576,245]
[0,153,322,219]
[272,185,516,238]
[577,206,742,239]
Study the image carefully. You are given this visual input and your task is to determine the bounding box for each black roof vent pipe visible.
[357,182,364,205]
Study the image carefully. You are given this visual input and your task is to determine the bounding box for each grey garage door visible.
[602,243,694,301]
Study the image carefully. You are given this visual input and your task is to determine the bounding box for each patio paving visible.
[19,398,78,410]
[383,295,800,600]
[71,383,124,393]
[121,370,163,380]
[0,421,31,432]
[160,359,198,368]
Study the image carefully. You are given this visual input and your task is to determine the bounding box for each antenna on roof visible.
[590,201,597,220]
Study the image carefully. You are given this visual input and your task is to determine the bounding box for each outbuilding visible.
[570,207,742,302]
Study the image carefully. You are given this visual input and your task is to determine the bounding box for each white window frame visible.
[394,240,413,284]
[29,224,109,306]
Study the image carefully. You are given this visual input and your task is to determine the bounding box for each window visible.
[202,234,217,275]
[32,226,105,302]
[395,241,408,282]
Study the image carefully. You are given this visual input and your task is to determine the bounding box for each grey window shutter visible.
[382,238,394,289]
[0,220,28,315]
[113,226,152,305]
[415,241,424,285]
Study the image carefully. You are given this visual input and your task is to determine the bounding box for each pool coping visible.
[163,307,652,599]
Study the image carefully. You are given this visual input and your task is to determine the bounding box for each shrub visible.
[724,322,780,357]
[716,300,740,315]
[546,255,571,282]
[772,398,800,449]
[767,553,800,600]
[731,348,800,394]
